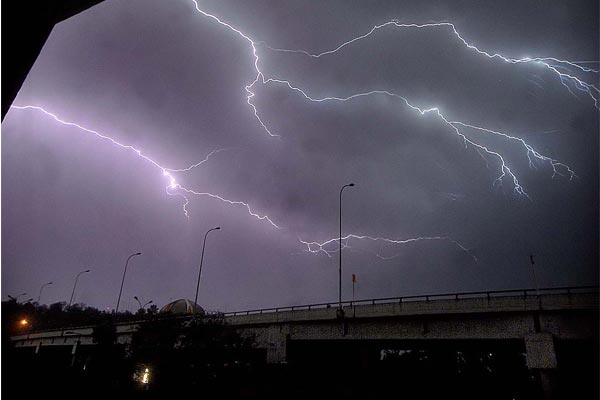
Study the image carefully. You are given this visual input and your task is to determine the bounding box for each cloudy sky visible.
[2,0,598,312]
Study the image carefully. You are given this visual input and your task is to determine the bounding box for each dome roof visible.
[159,299,204,315]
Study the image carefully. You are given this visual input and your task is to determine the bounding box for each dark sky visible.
[2,0,598,312]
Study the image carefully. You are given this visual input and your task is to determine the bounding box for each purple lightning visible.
[9,105,280,228]
[164,148,231,173]
[8,3,590,265]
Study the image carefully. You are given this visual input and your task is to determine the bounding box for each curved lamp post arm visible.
[134,296,153,310]
[69,270,90,307]
[133,296,143,310]
[193,227,220,318]
[116,252,141,313]
[37,282,53,303]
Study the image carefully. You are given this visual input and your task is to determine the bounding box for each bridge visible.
[10,286,598,397]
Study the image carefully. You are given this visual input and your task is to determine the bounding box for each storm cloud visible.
[2,0,598,312]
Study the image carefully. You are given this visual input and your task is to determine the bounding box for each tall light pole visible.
[116,252,141,313]
[529,254,540,297]
[193,227,220,318]
[69,270,90,307]
[339,183,355,313]
[37,282,53,304]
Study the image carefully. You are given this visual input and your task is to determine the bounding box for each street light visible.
[134,296,153,310]
[134,296,142,310]
[193,227,220,318]
[37,282,53,304]
[8,292,26,302]
[339,183,355,314]
[116,252,142,313]
[69,270,91,307]
[529,254,540,297]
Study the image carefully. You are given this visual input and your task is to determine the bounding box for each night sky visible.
[2,0,598,313]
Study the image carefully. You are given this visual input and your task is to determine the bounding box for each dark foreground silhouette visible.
[3,300,598,399]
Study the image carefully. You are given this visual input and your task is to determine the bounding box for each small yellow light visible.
[19,318,29,326]
[142,368,150,384]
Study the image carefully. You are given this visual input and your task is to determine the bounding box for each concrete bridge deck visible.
[11,286,598,350]
[10,286,597,399]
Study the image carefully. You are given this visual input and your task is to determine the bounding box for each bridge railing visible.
[222,285,598,316]
[12,286,597,335]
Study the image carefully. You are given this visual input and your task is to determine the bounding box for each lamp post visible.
[529,254,540,297]
[116,252,141,313]
[193,227,220,318]
[69,270,90,307]
[8,292,27,302]
[37,282,53,303]
[339,183,355,314]
[134,296,153,310]
[134,296,143,310]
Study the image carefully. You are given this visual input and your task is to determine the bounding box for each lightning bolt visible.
[164,147,231,172]
[189,0,278,137]
[259,84,538,196]
[9,105,280,228]
[8,3,590,265]
[449,122,576,179]
[188,2,580,197]
[182,1,593,261]
[299,234,477,262]
[262,20,599,107]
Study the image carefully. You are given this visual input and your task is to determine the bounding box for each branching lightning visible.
[258,84,536,197]
[9,105,280,228]
[262,20,599,107]
[164,148,231,172]
[189,2,581,198]
[449,122,576,180]
[190,0,278,137]
[299,235,477,262]
[8,3,593,264]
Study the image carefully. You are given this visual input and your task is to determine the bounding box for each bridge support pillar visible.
[264,326,289,364]
[525,333,557,399]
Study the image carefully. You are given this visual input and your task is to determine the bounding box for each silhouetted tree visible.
[127,315,258,396]
[147,304,159,315]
